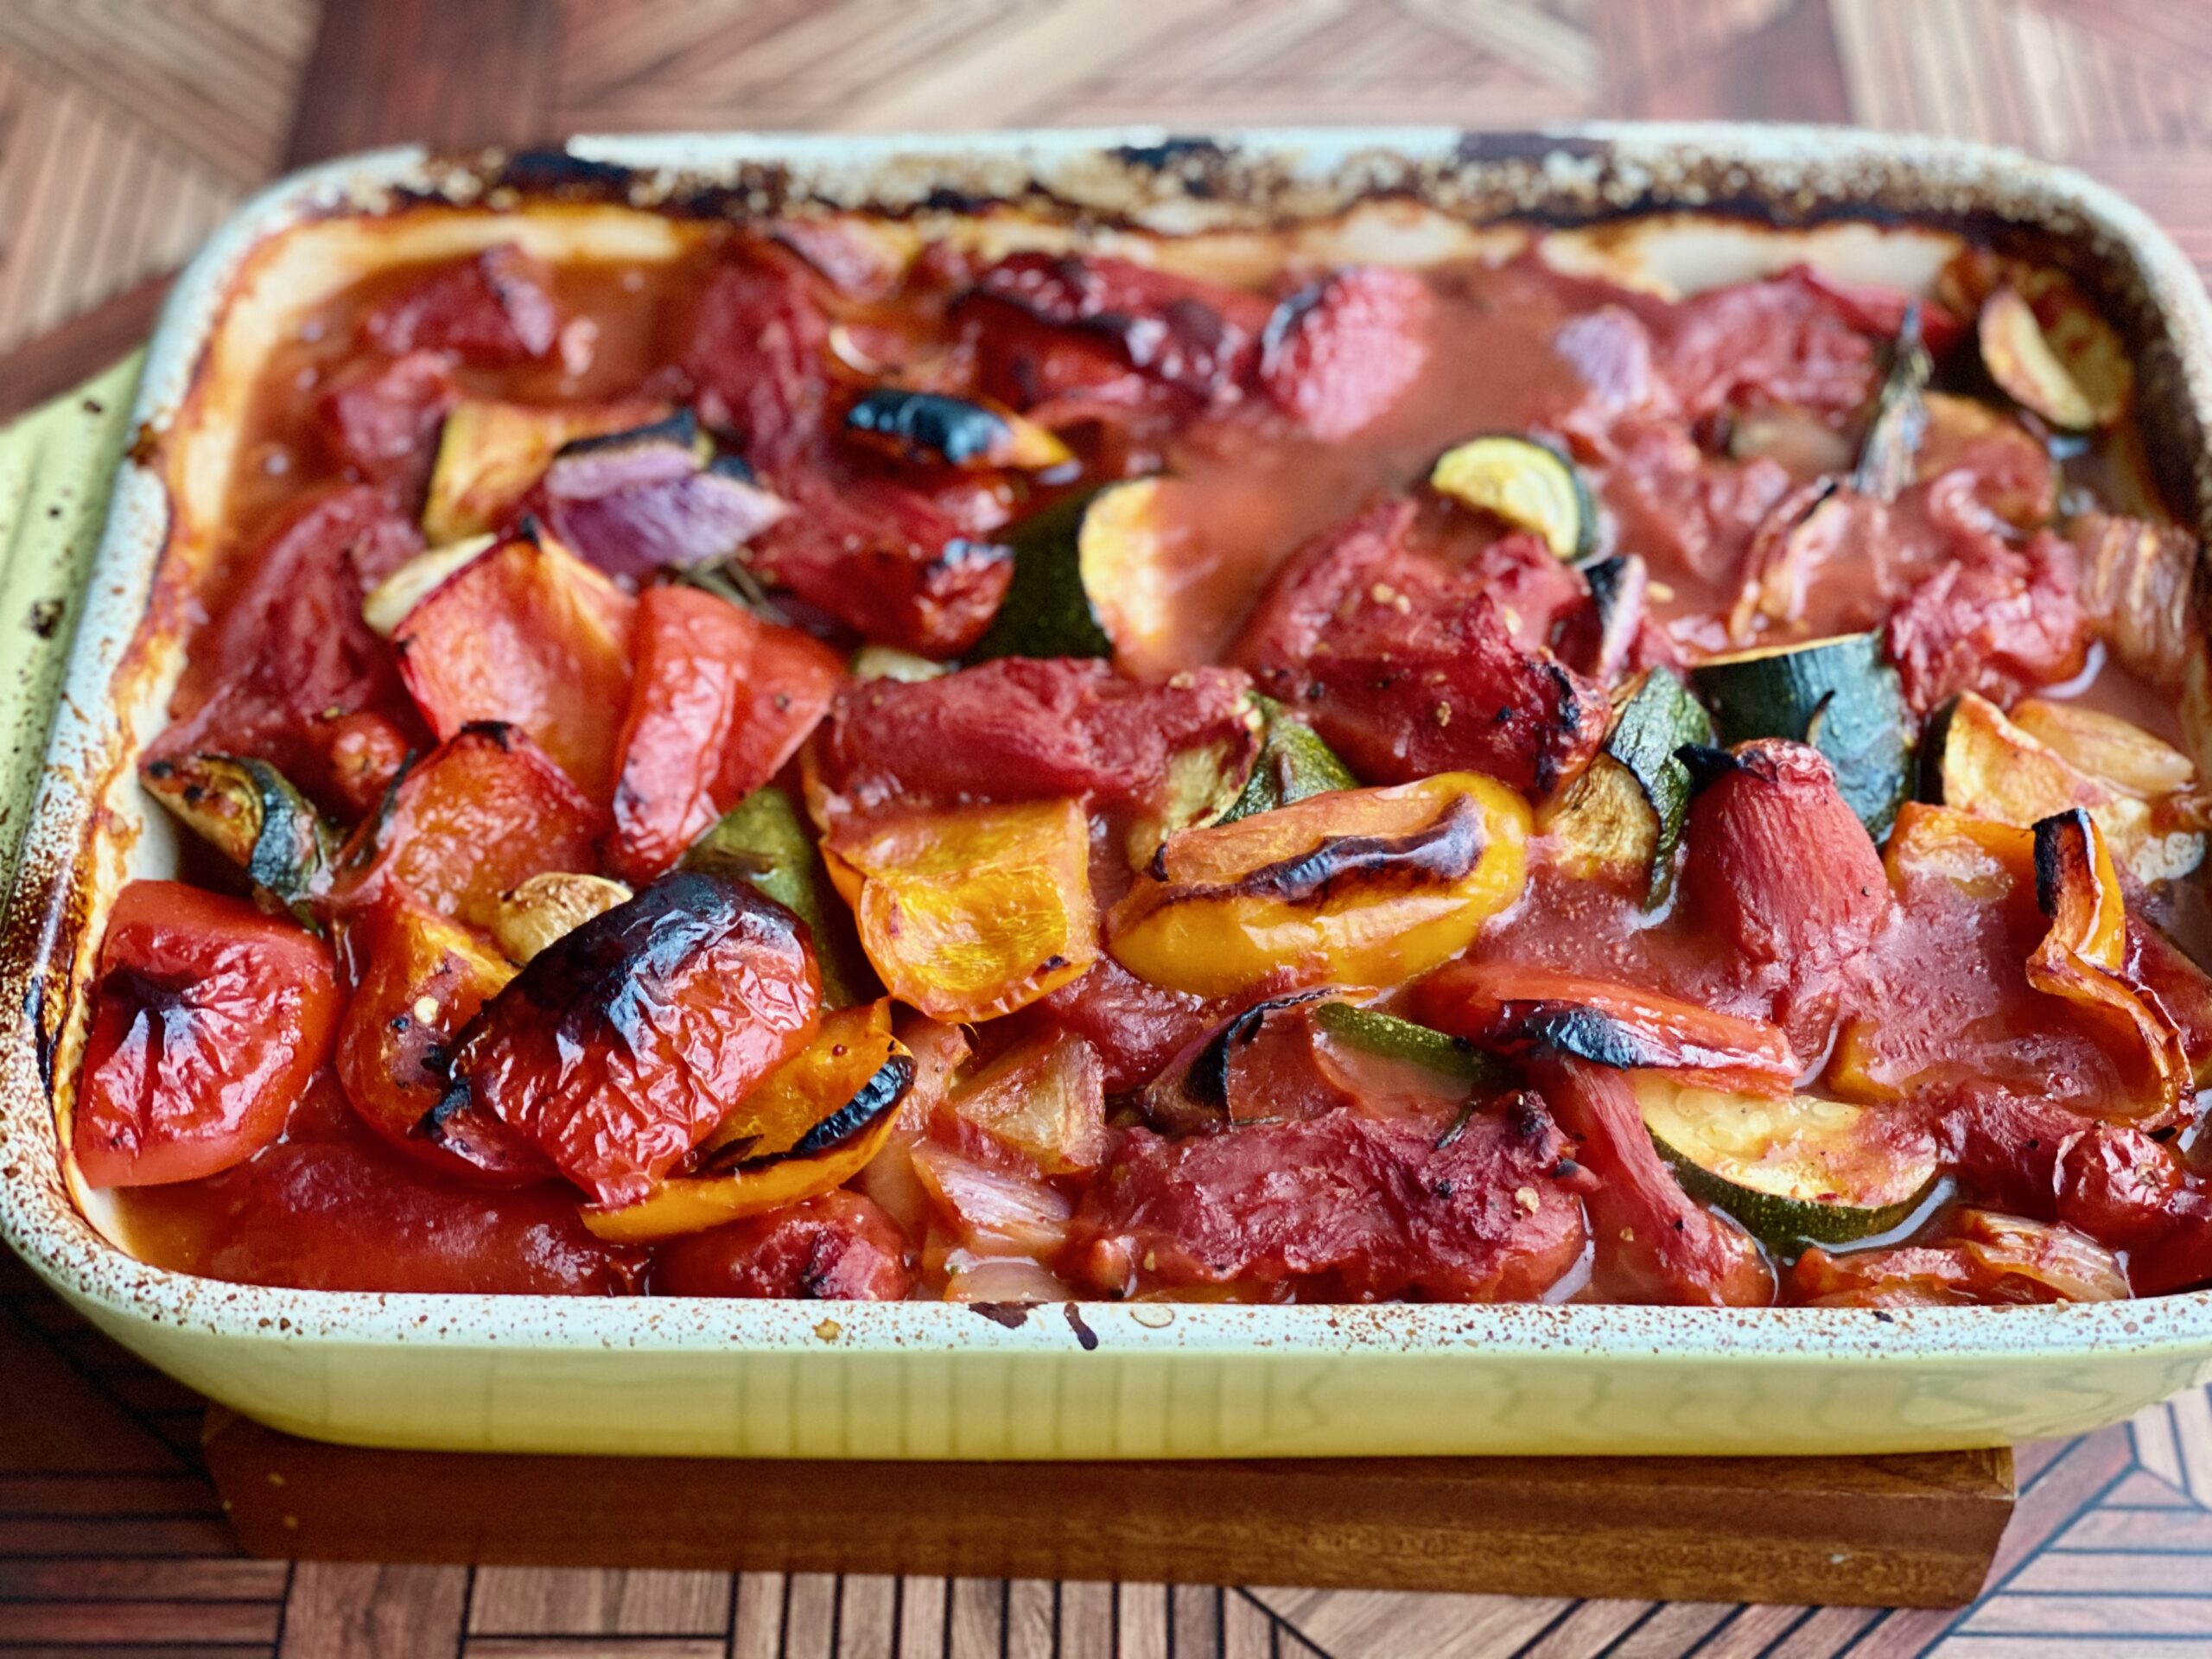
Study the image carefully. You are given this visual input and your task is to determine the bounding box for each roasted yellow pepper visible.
[1105,772,1529,999]
[824,798,1098,1022]
[582,1001,912,1243]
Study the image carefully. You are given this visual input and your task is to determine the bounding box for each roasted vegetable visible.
[1417,963,1798,1094]
[393,529,638,804]
[1635,1074,1938,1252]
[2028,809,2189,1122]
[364,245,561,366]
[540,410,791,581]
[1310,1001,1499,1092]
[362,534,495,639]
[1795,1209,2130,1306]
[607,583,842,886]
[2012,698,2197,799]
[1727,479,1853,639]
[1690,632,1912,837]
[1257,266,1430,440]
[1921,690,2203,886]
[1216,694,1357,824]
[1538,666,1712,903]
[937,1028,1109,1176]
[1977,283,2099,432]
[968,479,1172,667]
[72,881,340,1188]
[1559,552,1648,684]
[422,397,667,543]
[684,785,870,1007]
[334,895,540,1181]
[824,797,1097,1021]
[1853,305,1930,502]
[488,872,632,965]
[1107,773,1529,1000]
[440,871,822,1206]
[843,388,1072,472]
[138,753,335,925]
[1429,434,1594,560]
[585,1001,912,1243]
[329,724,605,932]
[1916,392,2056,529]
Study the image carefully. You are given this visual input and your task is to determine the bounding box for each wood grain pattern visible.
[199,1413,2014,1608]
[7,3,2212,1654]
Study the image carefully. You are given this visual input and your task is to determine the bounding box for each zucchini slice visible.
[1978,283,2098,433]
[1853,304,1930,502]
[1216,694,1357,824]
[1634,1073,1939,1252]
[683,785,873,1007]
[1541,666,1713,903]
[1311,1001,1501,1090]
[967,480,1168,662]
[1691,632,1912,838]
[1430,434,1595,560]
[138,753,336,926]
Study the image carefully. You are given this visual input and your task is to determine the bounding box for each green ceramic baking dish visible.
[4,124,2212,1459]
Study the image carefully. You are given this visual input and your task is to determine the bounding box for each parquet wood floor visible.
[5,3,2212,1651]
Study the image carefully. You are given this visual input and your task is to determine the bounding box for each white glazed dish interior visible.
[3,124,2212,1459]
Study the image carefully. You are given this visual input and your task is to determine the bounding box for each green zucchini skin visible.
[1606,667,1713,904]
[1310,1001,1504,1090]
[683,785,873,1007]
[1853,303,1931,502]
[139,753,335,927]
[966,488,1115,661]
[1217,695,1358,823]
[1690,632,1913,838]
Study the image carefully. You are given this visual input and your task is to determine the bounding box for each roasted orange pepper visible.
[1105,772,1529,999]
[824,798,1097,1021]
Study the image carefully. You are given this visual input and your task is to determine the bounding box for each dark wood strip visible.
[0,1556,289,1601]
[0,271,165,426]
[275,1562,470,1659]
[283,0,557,167]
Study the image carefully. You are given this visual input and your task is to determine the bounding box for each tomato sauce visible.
[90,217,2212,1308]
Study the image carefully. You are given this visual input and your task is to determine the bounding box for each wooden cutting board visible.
[203,1409,2012,1609]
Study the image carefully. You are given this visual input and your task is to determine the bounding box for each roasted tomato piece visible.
[148,485,425,819]
[2126,921,2212,1080]
[744,470,1012,658]
[1936,1085,2188,1249]
[1108,774,1529,1001]
[314,350,458,499]
[329,724,605,931]
[1258,266,1429,440]
[394,530,638,803]
[1530,1058,1773,1306]
[1238,501,1606,793]
[165,1082,644,1294]
[653,1192,912,1300]
[1884,530,2089,713]
[1678,740,1890,1054]
[1139,991,1357,1134]
[361,245,561,365]
[814,656,1255,822]
[1645,264,1892,423]
[2070,511,2197,692]
[679,246,835,468]
[997,956,1224,1096]
[1793,1210,2128,1306]
[1829,805,2180,1119]
[608,584,843,885]
[1417,963,1799,1094]
[332,895,546,1183]
[1071,1097,1586,1301]
[443,872,820,1206]
[824,798,1097,1022]
[73,881,340,1187]
[963,251,1274,407]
